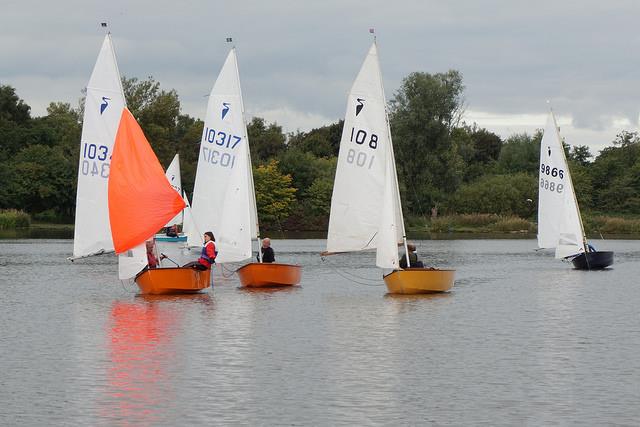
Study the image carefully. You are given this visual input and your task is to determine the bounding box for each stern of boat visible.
[135,267,211,295]
[237,263,301,287]
[383,268,455,294]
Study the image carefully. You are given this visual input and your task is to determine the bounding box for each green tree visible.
[0,85,31,125]
[247,117,286,163]
[569,145,592,166]
[389,70,466,213]
[6,145,75,214]
[122,76,181,166]
[253,160,297,229]
[590,131,640,213]
[448,172,537,218]
[288,120,343,158]
[497,131,541,174]
[173,115,203,198]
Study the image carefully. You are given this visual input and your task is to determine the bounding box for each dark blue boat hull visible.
[571,251,614,270]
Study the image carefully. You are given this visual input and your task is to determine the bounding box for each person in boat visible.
[587,243,596,252]
[165,224,178,237]
[183,231,217,270]
[257,237,275,263]
[399,243,424,269]
[145,240,165,268]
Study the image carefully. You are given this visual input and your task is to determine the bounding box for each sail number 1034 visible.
[346,127,377,169]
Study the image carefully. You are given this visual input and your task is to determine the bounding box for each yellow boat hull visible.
[237,263,301,287]
[135,267,211,295]
[383,268,455,294]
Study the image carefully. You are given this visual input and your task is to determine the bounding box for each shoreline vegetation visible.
[2,74,639,236]
[2,210,639,238]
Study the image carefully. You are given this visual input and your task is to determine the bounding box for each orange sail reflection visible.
[104,300,177,424]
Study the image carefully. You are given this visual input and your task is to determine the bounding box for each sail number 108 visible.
[346,127,378,169]
[350,127,378,149]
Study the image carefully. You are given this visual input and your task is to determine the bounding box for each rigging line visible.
[220,263,239,278]
[333,268,385,287]
[320,256,383,284]
[120,279,137,294]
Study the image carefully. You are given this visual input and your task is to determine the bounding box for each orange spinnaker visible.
[109,108,185,254]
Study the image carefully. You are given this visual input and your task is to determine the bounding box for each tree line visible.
[0,71,638,230]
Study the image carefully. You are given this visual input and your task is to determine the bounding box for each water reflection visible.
[101,294,211,425]
[237,285,301,296]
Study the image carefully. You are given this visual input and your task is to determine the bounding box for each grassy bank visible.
[406,213,640,236]
[0,209,30,229]
[407,214,534,234]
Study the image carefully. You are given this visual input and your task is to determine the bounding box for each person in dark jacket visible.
[257,237,275,263]
[399,243,423,268]
[165,224,178,237]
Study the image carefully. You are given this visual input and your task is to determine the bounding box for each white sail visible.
[537,111,586,258]
[188,48,253,263]
[326,42,403,268]
[181,191,195,237]
[72,34,126,258]
[117,242,147,280]
[164,154,183,227]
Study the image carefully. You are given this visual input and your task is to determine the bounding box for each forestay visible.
[537,111,585,258]
[72,34,126,258]
[164,154,183,227]
[326,42,403,269]
[188,48,254,263]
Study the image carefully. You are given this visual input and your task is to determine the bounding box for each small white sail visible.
[72,34,126,258]
[181,191,195,238]
[164,154,183,227]
[189,48,253,263]
[537,111,585,258]
[326,42,403,268]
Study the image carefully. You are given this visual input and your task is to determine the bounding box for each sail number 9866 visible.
[540,178,564,194]
[540,163,564,179]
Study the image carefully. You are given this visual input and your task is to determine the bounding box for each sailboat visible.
[188,46,301,287]
[109,108,212,294]
[325,42,454,294]
[155,153,188,242]
[537,110,613,269]
[71,33,126,260]
[72,33,211,294]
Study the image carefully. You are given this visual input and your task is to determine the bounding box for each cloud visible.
[2,0,640,155]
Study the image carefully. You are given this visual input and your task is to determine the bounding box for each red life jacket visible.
[198,241,217,268]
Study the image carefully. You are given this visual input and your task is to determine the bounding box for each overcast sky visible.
[2,0,639,155]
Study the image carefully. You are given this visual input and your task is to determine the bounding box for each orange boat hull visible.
[135,267,211,295]
[383,268,455,294]
[236,263,301,287]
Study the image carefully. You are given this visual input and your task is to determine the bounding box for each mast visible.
[550,109,588,253]
[230,38,262,262]
[102,23,126,109]
[374,32,410,267]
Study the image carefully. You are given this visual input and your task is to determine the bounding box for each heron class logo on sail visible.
[201,101,242,169]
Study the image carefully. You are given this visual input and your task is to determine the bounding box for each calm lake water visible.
[1,238,639,426]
